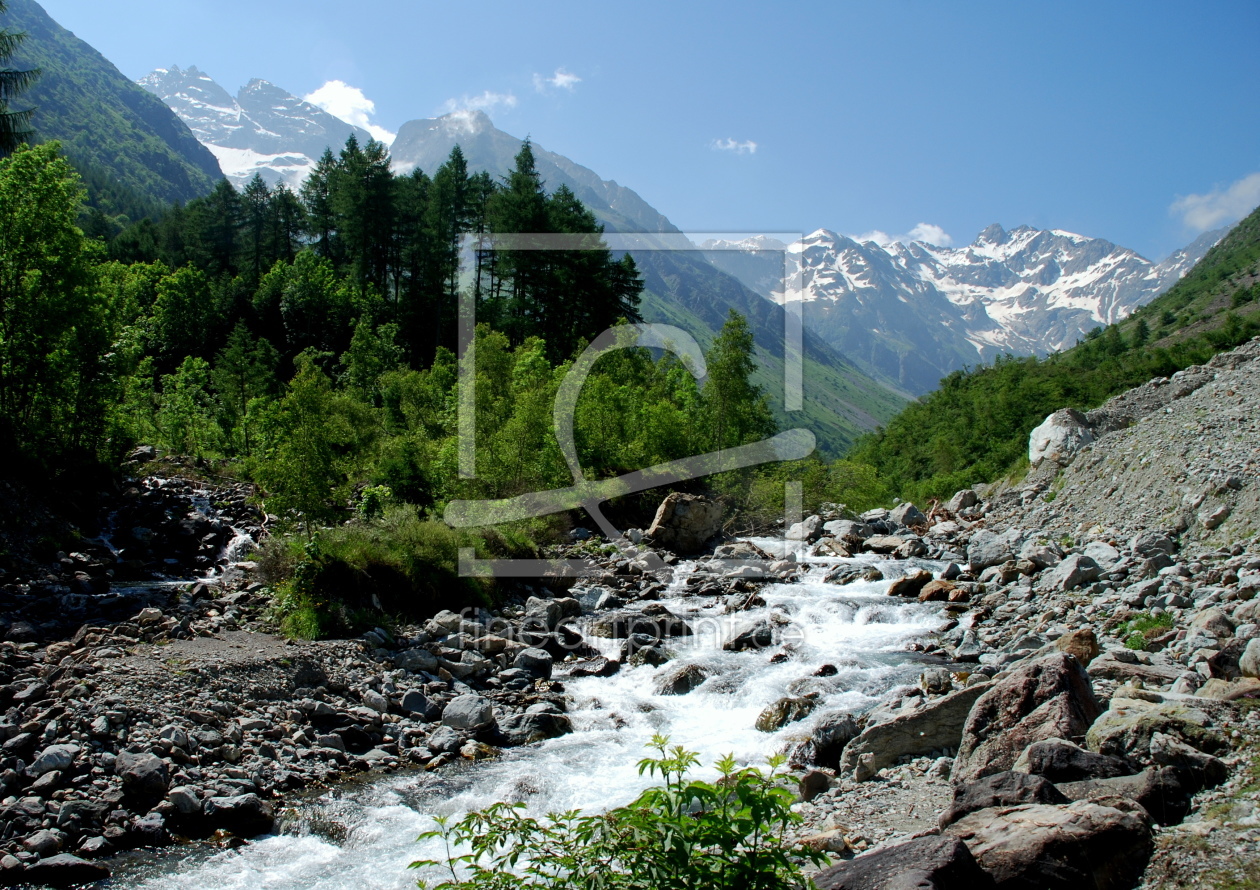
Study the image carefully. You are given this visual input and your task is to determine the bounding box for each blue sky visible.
[36,0,1260,259]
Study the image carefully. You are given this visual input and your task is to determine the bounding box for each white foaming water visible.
[122,552,942,890]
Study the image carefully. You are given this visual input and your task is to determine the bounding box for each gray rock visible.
[1085,697,1225,763]
[497,709,573,746]
[939,771,1069,828]
[23,829,63,856]
[28,744,78,777]
[203,793,274,836]
[1014,737,1132,783]
[968,529,1015,572]
[168,786,202,815]
[786,514,824,542]
[947,489,979,513]
[813,835,994,890]
[890,502,927,527]
[22,854,110,887]
[395,648,439,674]
[653,662,711,695]
[754,696,815,732]
[794,712,862,770]
[400,690,441,720]
[840,683,990,777]
[1056,767,1193,826]
[115,750,169,796]
[513,647,554,679]
[441,694,496,732]
[1240,638,1260,678]
[427,726,463,754]
[945,800,1153,890]
[1040,553,1101,592]
[361,690,389,713]
[823,519,871,542]
[1029,407,1095,465]
[1130,531,1176,557]
[645,493,724,554]
[953,654,1102,786]
[724,621,774,651]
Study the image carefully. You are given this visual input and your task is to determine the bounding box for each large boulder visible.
[890,502,928,528]
[1013,737,1132,783]
[28,744,79,777]
[645,493,724,554]
[115,750,169,797]
[202,793,274,836]
[786,515,824,542]
[1029,408,1095,466]
[952,654,1102,786]
[840,683,990,777]
[1085,697,1225,764]
[513,647,554,679]
[497,705,573,746]
[20,854,110,887]
[938,771,1069,828]
[945,800,1153,890]
[441,694,497,733]
[792,712,862,769]
[813,835,995,890]
[1056,767,1194,826]
[588,607,692,640]
[654,662,711,695]
[968,530,1016,573]
[755,696,815,732]
[1040,554,1102,593]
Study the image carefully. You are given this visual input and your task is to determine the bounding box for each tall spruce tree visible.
[0,1,38,155]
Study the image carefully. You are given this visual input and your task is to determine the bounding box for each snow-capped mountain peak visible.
[138,65,373,189]
[705,222,1227,394]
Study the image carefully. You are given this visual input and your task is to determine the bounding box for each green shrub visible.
[410,736,825,889]
[1116,611,1174,650]
[265,504,558,639]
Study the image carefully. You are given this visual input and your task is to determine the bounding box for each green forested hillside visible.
[851,205,1260,502]
[2,0,221,211]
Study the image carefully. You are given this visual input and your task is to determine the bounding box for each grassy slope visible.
[851,205,1260,501]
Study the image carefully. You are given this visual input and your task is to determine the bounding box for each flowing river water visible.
[115,538,944,889]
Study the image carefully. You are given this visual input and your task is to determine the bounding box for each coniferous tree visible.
[0,2,38,155]
[302,148,338,261]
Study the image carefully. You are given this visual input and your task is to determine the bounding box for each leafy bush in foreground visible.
[410,737,824,890]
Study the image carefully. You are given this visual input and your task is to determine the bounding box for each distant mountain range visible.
[138,65,371,190]
[703,225,1225,393]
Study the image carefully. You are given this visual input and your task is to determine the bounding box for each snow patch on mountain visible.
[704,223,1227,394]
[139,66,374,189]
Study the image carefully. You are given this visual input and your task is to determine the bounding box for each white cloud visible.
[857,222,954,248]
[440,90,518,117]
[711,137,758,155]
[533,67,581,92]
[304,80,395,145]
[1170,172,1260,232]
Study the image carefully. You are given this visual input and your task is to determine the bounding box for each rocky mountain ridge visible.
[705,225,1226,394]
[137,65,372,190]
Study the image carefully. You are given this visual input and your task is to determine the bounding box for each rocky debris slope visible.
[781,338,1260,888]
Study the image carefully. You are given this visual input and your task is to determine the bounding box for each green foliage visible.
[410,736,824,890]
[0,142,108,464]
[1116,611,1174,651]
[268,504,547,638]
[3,0,220,204]
[0,0,38,154]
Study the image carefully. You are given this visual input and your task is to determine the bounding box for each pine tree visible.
[702,310,775,452]
[0,1,39,156]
